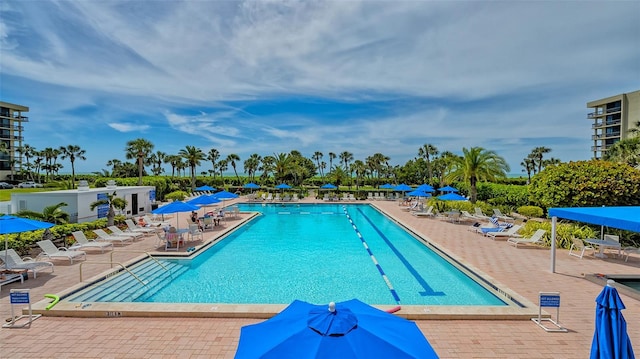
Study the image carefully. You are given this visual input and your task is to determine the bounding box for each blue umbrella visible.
[1,215,55,266]
[235,299,439,359]
[187,195,221,206]
[320,183,337,189]
[438,185,458,193]
[590,280,635,359]
[152,201,200,230]
[212,190,239,199]
[437,193,468,201]
[394,184,412,192]
[380,183,394,189]
[416,184,435,193]
[195,185,216,192]
[407,190,431,198]
[244,183,260,189]
[275,183,292,189]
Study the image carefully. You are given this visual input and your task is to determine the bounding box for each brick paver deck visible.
[1,197,639,358]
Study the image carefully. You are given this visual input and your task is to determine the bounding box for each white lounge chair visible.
[108,225,144,240]
[492,209,514,222]
[507,229,547,248]
[143,215,170,227]
[36,240,86,264]
[125,219,158,234]
[569,238,595,259]
[474,208,492,221]
[485,224,522,240]
[0,249,54,278]
[623,247,640,262]
[412,206,434,217]
[71,231,114,253]
[460,211,480,222]
[92,229,132,246]
[401,201,419,211]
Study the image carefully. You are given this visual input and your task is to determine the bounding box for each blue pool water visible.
[69,204,507,306]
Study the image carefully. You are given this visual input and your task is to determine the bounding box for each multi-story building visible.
[587,90,640,159]
[0,101,28,180]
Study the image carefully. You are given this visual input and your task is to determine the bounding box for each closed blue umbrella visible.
[235,299,439,359]
[590,280,635,359]
[437,193,468,201]
[438,185,458,193]
[320,183,337,189]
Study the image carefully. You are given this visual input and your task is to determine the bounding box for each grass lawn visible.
[0,188,51,202]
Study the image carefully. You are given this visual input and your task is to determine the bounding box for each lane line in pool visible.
[342,206,401,304]
[356,207,445,297]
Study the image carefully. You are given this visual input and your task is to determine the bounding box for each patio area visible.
[1,197,639,358]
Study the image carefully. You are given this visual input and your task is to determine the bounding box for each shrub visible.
[517,206,543,218]
[165,191,189,201]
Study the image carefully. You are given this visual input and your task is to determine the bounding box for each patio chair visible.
[460,211,480,223]
[507,229,547,248]
[143,215,170,227]
[108,225,144,240]
[492,208,514,222]
[92,229,132,246]
[484,224,522,240]
[36,240,86,264]
[474,208,492,221]
[623,247,640,262]
[412,206,434,218]
[569,238,594,259]
[0,249,54,278]
[71,231,114,253]
[187,224,204,242]
[603,234,622,257]
[125,219,158,234]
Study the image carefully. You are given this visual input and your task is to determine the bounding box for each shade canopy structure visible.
[438,185,458,193]
[1,215,55,267]
[243,183,260,189]
[548,206,640,273]
[212,190,239,200]
[590,280,635,359]
[407,190,431,198]
[195,185,216,192]
[151,201,200,230]
[437,193,467,201]
[320,183,337,190]
[416,184,435,193]
[394,184,412,192]
[186,195,221,206]
[235,299,439,359]
[275,183,292,189]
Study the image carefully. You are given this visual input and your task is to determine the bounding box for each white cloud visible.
[108,122,151,132]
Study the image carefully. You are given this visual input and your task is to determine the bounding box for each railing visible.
[606,106,621,113]
[109,250,168,271]
[79,261,146,285]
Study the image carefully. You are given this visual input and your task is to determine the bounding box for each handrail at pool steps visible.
[109,250,168,271]
[79,261,147,286]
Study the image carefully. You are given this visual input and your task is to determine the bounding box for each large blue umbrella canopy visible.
[195,185,216,192]
[275,183,292,189]
[438,185,458,193]
[380,183,394,189]
[187,195,221,206]
[1,215,55,265]
[152,201,200,230]
[244,183,260,189]
[394,184,412,192]
[320,183,337,189]
[235,299,439,359]
[407,190,431,198]
[416,184,435,193]
[590,280,635,359]
[212,190,239,199]
[437,193,468,201]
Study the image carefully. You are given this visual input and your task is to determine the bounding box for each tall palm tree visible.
[312,151,324,180]
[339,151,354,188]
[418,143,439,183]
[260,156,275,182]
[164,155,180,178]
[150,151,166,175]
[530,146,551,173]
[604,137,640,168]
[273,153,292,183]
[226,153,241,185]
[351,160,366,190]
[59,145,86,189]
[520,157,536,183]
[446,147,510,203]
[125,138,154,185]
[179,145,206,191]
[17,143,36,180]
[106,158,122,176]
[328,152,337,171]
[89,192,128,226]
[207,148,220,179]
[244,153,262,182]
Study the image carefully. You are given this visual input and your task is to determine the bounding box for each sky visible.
[1,1,639,176]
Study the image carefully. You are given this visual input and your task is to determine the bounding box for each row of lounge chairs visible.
[367,192,399,201]
[249,193,300,202]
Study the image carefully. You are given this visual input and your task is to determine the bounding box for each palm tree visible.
[273,153,292,183]
[244,153,262,182]
[207,148,220,179]
[604,137,640,168]
[179,145,206,190]
[125,138,154,185]
[59,145,86,189]
[530,146,551,173]
[17,144,36,180]
[312,151,324,180]
[164,155,181,178]
[339,151,354,188]
[16,202,70,224]
[418,143,439,183]
[520,156,536,182]
[150,151,166,176]
[351,160,367,190]
[328,152,337,171]
[446,147,510,203]
[89,192,128,226]
[226,153,241,185]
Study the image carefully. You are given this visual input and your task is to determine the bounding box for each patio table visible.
[583,238,622,258]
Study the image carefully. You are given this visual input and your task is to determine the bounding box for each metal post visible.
[550,216,557,273]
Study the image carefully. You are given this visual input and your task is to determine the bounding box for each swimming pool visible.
[67,204,509,307]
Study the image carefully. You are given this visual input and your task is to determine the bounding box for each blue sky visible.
[1,1,639,175]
